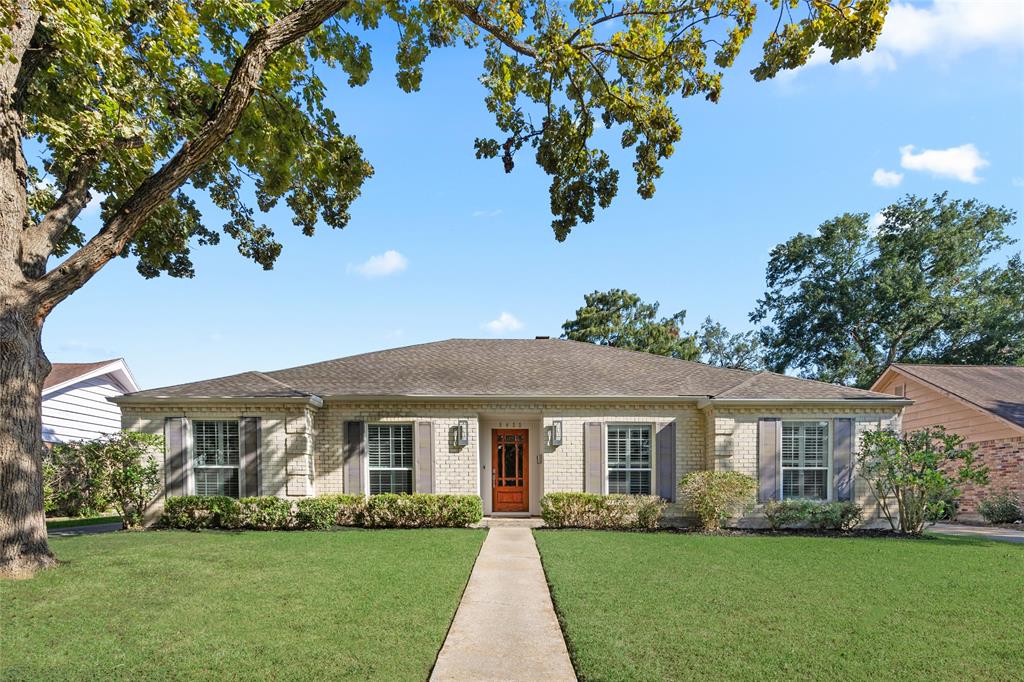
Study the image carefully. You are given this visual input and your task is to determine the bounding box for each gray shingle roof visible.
[123,339,897,401]
[890,363,1024,428]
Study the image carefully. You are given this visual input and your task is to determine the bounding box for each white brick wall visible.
[123,398,903,523]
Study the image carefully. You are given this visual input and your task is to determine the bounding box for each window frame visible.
[779,420,833,501]
[191,419,241,498]
[366,422,415,495]
[605,423,655,496]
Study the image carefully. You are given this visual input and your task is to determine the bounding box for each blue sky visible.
[45,0,1024,389]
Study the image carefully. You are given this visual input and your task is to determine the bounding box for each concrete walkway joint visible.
[430,527,576,682]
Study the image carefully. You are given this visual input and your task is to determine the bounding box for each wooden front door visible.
[492,429,529,512]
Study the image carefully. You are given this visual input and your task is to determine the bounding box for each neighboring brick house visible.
[112,339,906,523]
[872,364,1024,514]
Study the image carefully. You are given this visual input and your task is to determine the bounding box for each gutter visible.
[696,397,913,409]
[109,395,325,408]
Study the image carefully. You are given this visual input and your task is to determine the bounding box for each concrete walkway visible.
[931,523,1024,544]
[430,527,576,681]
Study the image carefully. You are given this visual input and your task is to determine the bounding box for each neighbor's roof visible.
[885,363,1024,429]
[118,339,898,403]
[44,360,117,390]
[44,358,139,394]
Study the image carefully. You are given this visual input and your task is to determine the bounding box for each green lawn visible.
[534,531,1024,682]
[1,529,485,681]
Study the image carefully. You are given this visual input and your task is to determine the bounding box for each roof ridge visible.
[553,337,758,376]
[251,371,312,397]
[893,362,1024,369]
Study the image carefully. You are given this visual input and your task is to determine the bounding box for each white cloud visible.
[472,209,502,218]
[783,0,1024,78]
[348,250,408,277]
[482,312,523,335]
[872,168,904,188]
[899,143,989,183]
[868,212,885,231]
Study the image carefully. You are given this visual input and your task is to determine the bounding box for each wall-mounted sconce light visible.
[547,420,563,447]
[456,420,469,447]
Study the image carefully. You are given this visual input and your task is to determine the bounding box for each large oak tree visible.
[751,193,1023,388]
[0,0,888,576]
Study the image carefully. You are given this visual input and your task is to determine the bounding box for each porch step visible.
[475,516,546,528]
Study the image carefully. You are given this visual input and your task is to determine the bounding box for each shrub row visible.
[978,490,1023,525]
[162,493,482,530]
[763,499,863,531]
[539,493,666,530]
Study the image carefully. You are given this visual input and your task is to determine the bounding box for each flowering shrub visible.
[678,471,757,531]
[978,490,1023,525]
[539,493,666,530]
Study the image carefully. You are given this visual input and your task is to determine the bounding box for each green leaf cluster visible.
[21,0,890,279]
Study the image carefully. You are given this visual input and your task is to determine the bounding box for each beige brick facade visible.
[123,398,903,522]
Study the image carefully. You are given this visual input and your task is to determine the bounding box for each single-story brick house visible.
[112,339,908,523]
[871,363,1024,514]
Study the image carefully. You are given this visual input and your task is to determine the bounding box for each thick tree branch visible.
[28,0,350,316]
[449,0,538,58]
[18,151,100,279]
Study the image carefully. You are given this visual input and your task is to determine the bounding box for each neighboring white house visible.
[42,358,139,445]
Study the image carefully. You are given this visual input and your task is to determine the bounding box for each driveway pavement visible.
[930,523,1024,544]
[47,522,122,537]
[430,526,576,681]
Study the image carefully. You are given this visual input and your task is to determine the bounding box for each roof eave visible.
[110,395,325,408]
[697,397,912,409]
[319,393,713,402]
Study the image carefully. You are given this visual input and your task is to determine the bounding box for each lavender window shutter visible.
[757,418,781,502]
[833,418,855,502]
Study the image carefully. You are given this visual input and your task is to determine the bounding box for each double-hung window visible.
[368,424,413,494]
[606,424,652,495]
[193,420,240,498]
[781,421,829,500]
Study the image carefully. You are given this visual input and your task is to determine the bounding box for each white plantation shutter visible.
[368,424,413,494]
[606,425,652,495]
[192,420,240,498]
[781,422,829,500]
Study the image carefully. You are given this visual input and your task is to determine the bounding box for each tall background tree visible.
[0,0,888,575]
[561,288,698,359]
[695,317,764,370]
[751,194,1023,388]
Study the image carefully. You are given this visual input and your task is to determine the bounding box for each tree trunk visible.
[0,298,55,577]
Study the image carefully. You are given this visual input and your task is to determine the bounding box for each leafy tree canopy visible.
[13,0,889,291]
[695,316,763,369]
[751,193,1023,388]
[562,288,697,359]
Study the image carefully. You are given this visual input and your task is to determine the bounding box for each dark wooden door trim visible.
[492,429,529,513]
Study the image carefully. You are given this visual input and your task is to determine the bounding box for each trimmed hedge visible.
[162,496,240,530]
[539,493,666,530]
[162,493,482,530]
[362,494,483,528]
[294,494,365,529]
[763,499,863,531]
